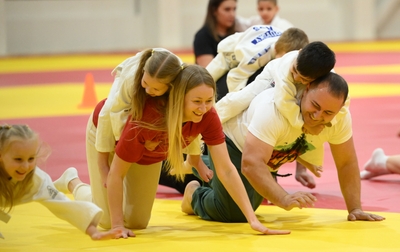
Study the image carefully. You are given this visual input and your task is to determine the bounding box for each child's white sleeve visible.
[227,26,280,92]
[182,135,202,155]
[206,53,231,82]
[273,78,304,129]
[95,57,138,152]
[216,68,274,123]
[226,56,261,92]
[206,32,241,82]
[40,199,103,234]
[32,168,103,234]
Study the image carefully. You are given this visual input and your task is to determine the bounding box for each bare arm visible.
[216,69,273,124]
[186,154,213,182]
[330,137,385,221]
[241,132,316,210]
[97,152,110,188]
[107,154,136,238]
[330,137,361,212]
[208,142,290,235]
[196,54,214,68]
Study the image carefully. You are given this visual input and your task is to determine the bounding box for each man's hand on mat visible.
[282,192,317,210]
[86,225,124,240]
[250,221,291,235]
[347,209,385,221]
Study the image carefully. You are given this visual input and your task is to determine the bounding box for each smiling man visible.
[183,72,385,224]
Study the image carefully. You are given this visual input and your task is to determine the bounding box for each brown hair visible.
[0,124,37,212]
[204,0,237,41]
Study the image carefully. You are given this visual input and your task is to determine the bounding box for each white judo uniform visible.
[206,25,283,92]
[0,167,102,239]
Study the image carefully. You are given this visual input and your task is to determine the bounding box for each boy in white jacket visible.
[236,0,293,32]
[206,26,308,98]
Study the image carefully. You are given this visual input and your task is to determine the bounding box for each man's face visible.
[300,82,344,128]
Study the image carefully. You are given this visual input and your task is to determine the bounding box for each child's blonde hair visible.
[274,27,309,57]
[0,124,37,212]
[130,49,183,121]
[165,65,216,180]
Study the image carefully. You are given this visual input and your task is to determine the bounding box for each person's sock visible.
[360,148,389,179]
[53,167,79,193]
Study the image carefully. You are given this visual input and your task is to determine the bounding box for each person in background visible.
[0,124,120,240]
[193,0,239,67]
[237,0,293,32]
[360,148,400,179]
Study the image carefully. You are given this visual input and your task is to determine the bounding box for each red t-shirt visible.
[93,98,225,165]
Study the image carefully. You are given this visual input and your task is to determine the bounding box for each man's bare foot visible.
[360,148,390,179]
[181,180,200,215]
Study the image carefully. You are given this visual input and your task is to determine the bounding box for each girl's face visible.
[183,84,214,123]
[258,1,279,25]
[0,137,38,181]
[214,0,237,30]
[141,71,169,97]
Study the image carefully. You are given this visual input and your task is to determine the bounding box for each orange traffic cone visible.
[78,72,98,109]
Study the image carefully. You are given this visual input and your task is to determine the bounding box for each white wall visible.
[1,0,399,56]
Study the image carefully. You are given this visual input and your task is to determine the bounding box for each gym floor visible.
[1,40,400,251]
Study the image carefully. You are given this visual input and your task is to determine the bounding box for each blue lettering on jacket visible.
[251,26,282,45]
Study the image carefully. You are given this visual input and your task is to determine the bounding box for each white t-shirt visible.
[236,14,293,32]
[223,87,352,171]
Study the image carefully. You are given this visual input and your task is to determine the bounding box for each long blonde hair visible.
[130,49,183,121]
[165,65,216,180]
[0,124,37,213]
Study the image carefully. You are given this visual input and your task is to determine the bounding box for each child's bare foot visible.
[181,180,200,215]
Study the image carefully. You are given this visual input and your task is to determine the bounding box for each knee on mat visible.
[125,218,150,230]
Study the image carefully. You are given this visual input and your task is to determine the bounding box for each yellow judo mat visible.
[2,198,400,252]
